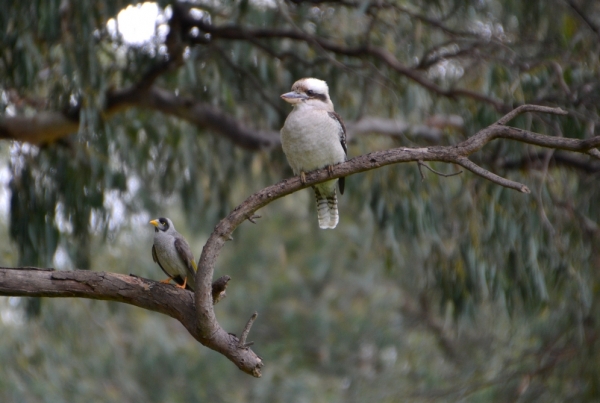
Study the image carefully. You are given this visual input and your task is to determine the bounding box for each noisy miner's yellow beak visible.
[149,219,159,227]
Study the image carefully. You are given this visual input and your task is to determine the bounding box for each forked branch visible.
[193,104,596,377]
[0,105,598,378]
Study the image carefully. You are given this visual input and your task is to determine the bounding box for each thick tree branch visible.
[0,267,262,376]
[1,105,598,377]
[0,268,195,323]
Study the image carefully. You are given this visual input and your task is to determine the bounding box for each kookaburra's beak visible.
[149,219,160,227]
[281,91,308,104]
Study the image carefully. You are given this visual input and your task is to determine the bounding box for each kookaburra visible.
[150,217,197,290]
[280,78,347,229]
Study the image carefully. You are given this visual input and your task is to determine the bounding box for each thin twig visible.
[239,312,258,348]
[496,105,568,126]
[454,156,531,193]
[417,160,463,181]
[417,159,425,181]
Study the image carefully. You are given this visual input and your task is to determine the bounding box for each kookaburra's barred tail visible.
[314,187,339,229]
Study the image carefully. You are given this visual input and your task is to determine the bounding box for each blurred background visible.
[1,0,599,401]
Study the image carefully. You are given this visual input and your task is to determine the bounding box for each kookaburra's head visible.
[149,217,175,233]
[281,78,334,111]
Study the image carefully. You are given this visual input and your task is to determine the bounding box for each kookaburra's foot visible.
[160,278,173,284]
[300,171,307,184]
[327,165,334,177]
[175,277,187,289]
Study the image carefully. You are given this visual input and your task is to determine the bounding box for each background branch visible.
[0,86,461,148]
[187,19,509,111]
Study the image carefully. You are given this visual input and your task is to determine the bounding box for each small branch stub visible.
[212,275,230,304]
[495,105,568,125]
[246,214,262,224]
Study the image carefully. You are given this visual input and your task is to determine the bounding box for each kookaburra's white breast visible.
[281,108,346,174]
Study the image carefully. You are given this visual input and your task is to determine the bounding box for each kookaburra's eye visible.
[306,90,314,96]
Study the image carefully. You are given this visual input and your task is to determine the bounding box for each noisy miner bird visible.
[280,77,347,229]
[149,217,197,290]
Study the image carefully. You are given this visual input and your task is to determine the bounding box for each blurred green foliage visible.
[1,0,600,401]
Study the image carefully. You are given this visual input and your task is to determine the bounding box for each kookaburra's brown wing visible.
[327,111,347,154]
[173,236,197,287]
[327,111,347,194]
